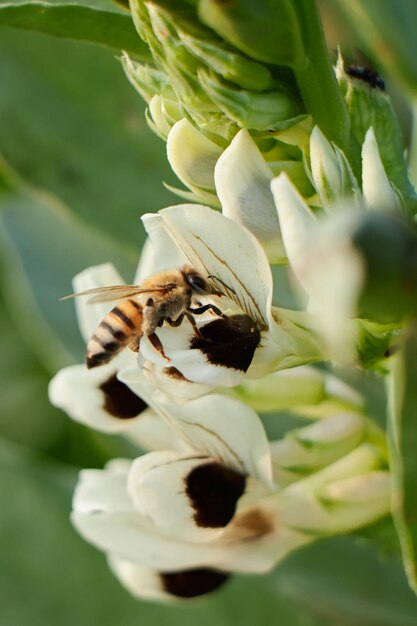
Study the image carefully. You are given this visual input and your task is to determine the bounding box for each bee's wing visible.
[60,284,170,304]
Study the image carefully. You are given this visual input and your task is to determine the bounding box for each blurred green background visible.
[1,9,417,626]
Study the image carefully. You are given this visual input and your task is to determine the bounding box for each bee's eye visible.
[186,273,208,292]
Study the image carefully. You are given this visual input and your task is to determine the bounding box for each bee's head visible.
[182,267,222,296]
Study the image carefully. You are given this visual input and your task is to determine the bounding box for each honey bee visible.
[62,265,227,369]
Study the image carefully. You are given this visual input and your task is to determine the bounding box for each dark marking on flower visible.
[161,568,229,598]
[232,508,275,540]
[163,366,190,381]
[99,374,147,419]
[185,461,246,528]
[189,314,261,371]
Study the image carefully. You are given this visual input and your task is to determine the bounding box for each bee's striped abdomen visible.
[86,299,143,369]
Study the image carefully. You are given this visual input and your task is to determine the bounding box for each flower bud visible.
[233,366,362,415]
[274,445,390,534]
[270,413,365,486]
[198,69,301,131]
[178,31,275,93]
[310,126,359,208]
[121,53,172,102]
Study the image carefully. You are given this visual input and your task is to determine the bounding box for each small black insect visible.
[346,65,385,91]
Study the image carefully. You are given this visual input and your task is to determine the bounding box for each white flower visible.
[71,407,390,602]
[137,203,323,386]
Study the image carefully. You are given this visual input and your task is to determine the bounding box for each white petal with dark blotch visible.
[215,129,285,263]
[154,204,273,329]
[128,451,240,541]
[167,119,222,196]
[108,555,229,602]
[72,456,312,574]
[139,329,247,387]
[108,555,178,603]
[48,358,148,434]
[155,393,272,484]
[72,263,126,343]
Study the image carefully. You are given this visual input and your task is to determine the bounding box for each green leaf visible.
[0,291,69,453]
[387,322,417,594]
[0,0,152,60]
[0,190,137,371]
[0,28,176,248]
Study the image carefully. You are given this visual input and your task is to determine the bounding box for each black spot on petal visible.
[161,568,230,598]
[99,374,147,419]
[186,462,246,528]
[190,314,261,372]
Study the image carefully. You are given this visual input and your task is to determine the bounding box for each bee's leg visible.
[148,332,170,361]
[188,304,226,318]
[183,312,205,339]
[166,313,185,328]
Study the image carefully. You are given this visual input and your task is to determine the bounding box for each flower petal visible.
[72,456,306,574]
[271,173,318,297]
[310,126,342,205]
[108,555,229,602]
[270,412,365,485]
[136,214,186,282]
[167,119,222,197]
[215,129,285,263]
[138,313,261,387]
[155,393,273,484]
[127,451,246,541]
[362,127,400,211]
[72,263,126,343]
[48,360,149,434]
[140,360,213,402]
[156,203,273,328]
[72,501,307,574]
[73,464,133,513]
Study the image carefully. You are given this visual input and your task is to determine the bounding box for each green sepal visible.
[197,0,306,68]
[198,69,301,131]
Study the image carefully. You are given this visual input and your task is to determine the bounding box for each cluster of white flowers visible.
[49,117,394,602]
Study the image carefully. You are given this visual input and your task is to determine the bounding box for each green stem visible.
[409,100,417,190]
[294,0,360,175]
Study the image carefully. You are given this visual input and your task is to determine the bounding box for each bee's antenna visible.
[207,275,237,295]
